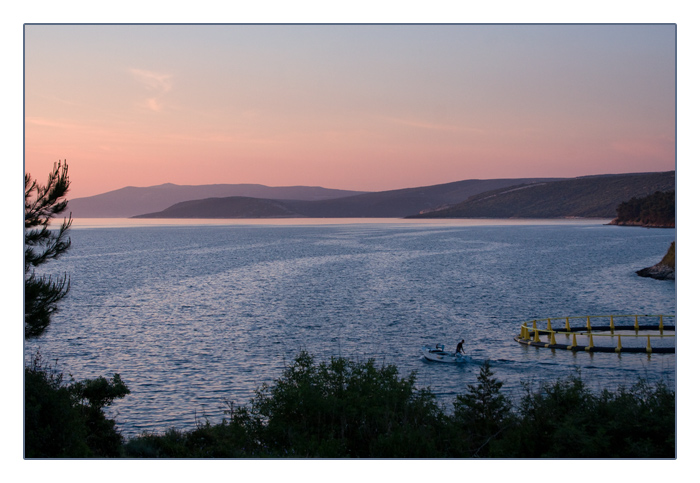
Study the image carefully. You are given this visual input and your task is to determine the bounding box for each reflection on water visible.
[25,220,675,437]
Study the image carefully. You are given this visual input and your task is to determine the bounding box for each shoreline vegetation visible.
[608,190,675,229]
[27,351,675,459]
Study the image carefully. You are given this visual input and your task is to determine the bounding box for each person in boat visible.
[455,339,465,355]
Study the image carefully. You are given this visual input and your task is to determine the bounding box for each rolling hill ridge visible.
[72,172,675,220]
[132,177,562,219]
[409,171,675,219]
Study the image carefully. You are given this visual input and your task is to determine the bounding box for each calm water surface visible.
[25,219,676,437]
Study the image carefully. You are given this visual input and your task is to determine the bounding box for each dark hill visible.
[134,196,301,219]
[409,172,675,219]
[282,177,562,217]
[132,178,561,218]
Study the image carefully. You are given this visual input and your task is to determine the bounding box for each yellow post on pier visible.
[569,333,578,350]
[586,333,594,351]
[515,314,674,354]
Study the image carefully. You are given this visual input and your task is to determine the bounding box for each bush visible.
[123,410,258,458]
[121,354,675,459]
[249,351,445,457]
[125,351,447,458]
[25,353,91,458]
[24,351,130,458]
[497,372,675,458]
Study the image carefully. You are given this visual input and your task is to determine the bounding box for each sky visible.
[7,2,698,478]
[24,23,676,199]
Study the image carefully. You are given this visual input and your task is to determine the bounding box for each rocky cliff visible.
[636,242,675,280]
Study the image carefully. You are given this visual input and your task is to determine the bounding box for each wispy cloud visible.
[129,68,173,112]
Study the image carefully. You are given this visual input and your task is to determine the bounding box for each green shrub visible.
[25,354,91,458]
[124,401,262,458]
[496,372,675,458]
[120,354,675,459]
[24,351,130,458]
[249,351,445,457]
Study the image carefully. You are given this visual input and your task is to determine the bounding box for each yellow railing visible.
[516,315,675,354]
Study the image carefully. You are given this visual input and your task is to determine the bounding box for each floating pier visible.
[515,315,675,354]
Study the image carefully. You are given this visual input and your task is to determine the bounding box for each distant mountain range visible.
[131,177,562,219]
[69,172,675,220]
[67,184,367,218]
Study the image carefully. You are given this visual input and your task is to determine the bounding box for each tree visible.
[25,351,131,457]
[614,190,675,227]
[452,361,512,456]
[248,351,445,457]
[24,160,72,338]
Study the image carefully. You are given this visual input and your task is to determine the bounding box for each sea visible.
[24,218,677,438]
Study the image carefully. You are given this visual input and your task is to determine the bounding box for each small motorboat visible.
[421,344,470,363]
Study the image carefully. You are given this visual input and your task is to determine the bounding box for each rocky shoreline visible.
[636,264,674,280]
[636,242,675,280]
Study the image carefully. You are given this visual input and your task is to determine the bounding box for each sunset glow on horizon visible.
[24,24,676,199]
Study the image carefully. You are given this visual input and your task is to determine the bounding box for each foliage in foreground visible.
[24,160,73,339]
[25,352,130,458]
[24,162,135,459]
[122,352,675,458]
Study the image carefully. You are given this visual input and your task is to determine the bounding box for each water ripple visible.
[25,222,676,437]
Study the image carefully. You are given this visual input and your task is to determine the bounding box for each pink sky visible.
[24,24,675,199]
